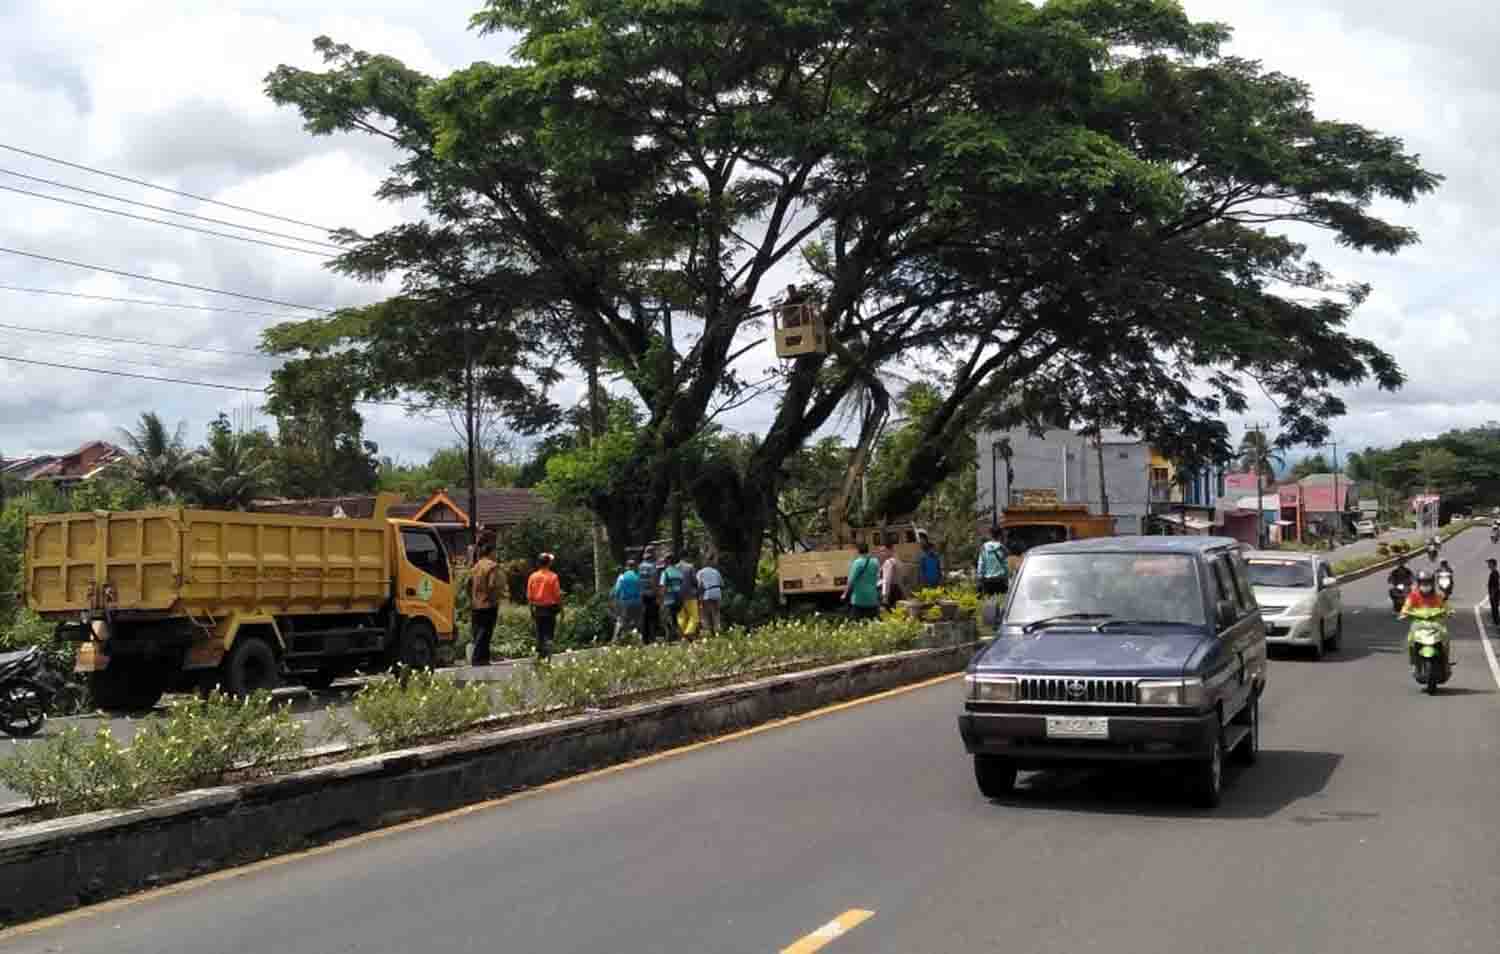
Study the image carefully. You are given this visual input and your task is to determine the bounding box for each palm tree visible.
[198,424,273,510]
[1237,430,1285,486]
[119,412,197,503]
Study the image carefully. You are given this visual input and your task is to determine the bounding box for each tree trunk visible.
[463,320,479,556]
[585,327,607,591]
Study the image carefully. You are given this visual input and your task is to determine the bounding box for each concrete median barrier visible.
[0,622,979,925]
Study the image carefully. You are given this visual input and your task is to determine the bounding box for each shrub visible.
[0,692,303,815]
[557,593,613,649]
[352,667,494,749]
[0,727,149,815]
[129,691,305,790]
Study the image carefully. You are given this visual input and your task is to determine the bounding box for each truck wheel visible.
[223,636,280,697]
[398,622,436,671]
[973,755,1017,799]
[88,666,165,713]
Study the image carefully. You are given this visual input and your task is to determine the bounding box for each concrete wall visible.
[0,627,979,925]
[977,427,1151,534]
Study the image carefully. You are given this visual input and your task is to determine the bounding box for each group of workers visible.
[607,547,725,643]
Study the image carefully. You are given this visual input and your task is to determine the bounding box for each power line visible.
[0,352,269,393]
[0,142,338,234]
[0,183,331,258]
[0,320,270,359]
[0,167,345,252]
[0,351,451,413]
[0,246,333,313]
[0,284,309,321]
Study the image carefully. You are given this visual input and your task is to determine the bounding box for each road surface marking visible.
[1470,603,1500,692]
[0,672,959,940]
[781,909,876,954]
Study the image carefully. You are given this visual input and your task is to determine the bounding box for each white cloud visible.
[0,0,1484,470]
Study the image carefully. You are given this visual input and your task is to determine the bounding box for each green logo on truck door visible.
[417,576,434,601]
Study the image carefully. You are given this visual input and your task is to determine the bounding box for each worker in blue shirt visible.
[918,535,942,588]
[611,560,643,639]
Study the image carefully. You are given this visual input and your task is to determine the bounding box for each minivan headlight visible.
[965,674,1018,702]
[1137,678,1205,707]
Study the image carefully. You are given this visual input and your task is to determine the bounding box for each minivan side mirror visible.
[1216,600,1238,628]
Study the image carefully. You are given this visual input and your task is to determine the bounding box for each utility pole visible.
[463,312,479,560]
[1094,430,1110,516]
[1247,423,1271,548]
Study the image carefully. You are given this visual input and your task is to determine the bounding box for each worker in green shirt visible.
[842,541,882,620]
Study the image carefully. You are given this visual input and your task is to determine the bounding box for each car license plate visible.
[1045,716,1109,739]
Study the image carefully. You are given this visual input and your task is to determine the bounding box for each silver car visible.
[1245,551,1343,659]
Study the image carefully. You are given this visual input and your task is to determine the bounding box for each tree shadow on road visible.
[987,749,1343,820]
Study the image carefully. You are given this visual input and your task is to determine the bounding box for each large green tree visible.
[266,0,1435,590]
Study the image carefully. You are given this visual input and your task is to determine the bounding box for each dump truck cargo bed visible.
[27,508,391,619]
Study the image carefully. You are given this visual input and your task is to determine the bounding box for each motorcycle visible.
[0,646,62,738]
[1491,526,1498,544]
[1389,582,1411,615]
[1406,606,1454,695]
[1437,568,1455,599]
[1426,543,1440,561]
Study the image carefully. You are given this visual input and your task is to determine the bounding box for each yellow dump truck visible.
[998,504,1116,551]
[777,524,925,609]
[25,493,455,711]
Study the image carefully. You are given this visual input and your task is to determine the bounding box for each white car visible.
[1245,551,1343,660]
[1355,520,1377,538]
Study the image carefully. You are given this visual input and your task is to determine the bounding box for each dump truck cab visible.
[26,494,456,711]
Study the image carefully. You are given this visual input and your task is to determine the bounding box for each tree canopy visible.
[264,0,1437,589]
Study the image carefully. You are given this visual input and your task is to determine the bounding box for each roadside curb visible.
[0,627,979,926]
[1334,524,1475,585]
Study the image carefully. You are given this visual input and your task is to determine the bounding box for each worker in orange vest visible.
[526,552,563,660]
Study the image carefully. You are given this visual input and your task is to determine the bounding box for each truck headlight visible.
[965,674,1018,702]
[1137,678,1205,707]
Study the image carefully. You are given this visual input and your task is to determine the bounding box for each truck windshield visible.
[1246,560,1314,588]
[1005,553,1204,627]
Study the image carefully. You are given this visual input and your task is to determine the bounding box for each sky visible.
[0,0,1491,468]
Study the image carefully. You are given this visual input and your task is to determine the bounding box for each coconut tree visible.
[197,417,274,510]
[119,412,197,503]
[1238,430,1286,547]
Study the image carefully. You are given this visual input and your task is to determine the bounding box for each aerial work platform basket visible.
[773,300,826,358]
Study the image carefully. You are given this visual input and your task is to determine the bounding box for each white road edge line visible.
[1468,602,1500,692]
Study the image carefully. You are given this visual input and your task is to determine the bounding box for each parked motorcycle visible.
[0,647,62,738]
[1406,606,1454,695]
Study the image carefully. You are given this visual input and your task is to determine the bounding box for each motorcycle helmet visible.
[1417,569,1436,596]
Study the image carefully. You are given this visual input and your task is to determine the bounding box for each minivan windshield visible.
[1004,553,1205,627]
[1245,559,1314,588]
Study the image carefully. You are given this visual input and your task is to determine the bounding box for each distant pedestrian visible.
[842,541,881,620]
[676,553,700,639]
[1488,558,1499,627]
[697,556,724,636]
[977,527,1009,596]
[918,536,942,589]
[879,545,903,608]
[659,554,685,641]
[611,559,643,640]
[526,552,562,660]
[638,546,660,644]
[466,538,502,666]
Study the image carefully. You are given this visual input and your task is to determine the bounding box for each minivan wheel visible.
[973,755,1018,799]
[1190,730,1225,808]
[1310,621,1325,661]
[1327,614,1343,651]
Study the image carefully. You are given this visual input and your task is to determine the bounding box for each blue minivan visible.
[958,536,1268,807]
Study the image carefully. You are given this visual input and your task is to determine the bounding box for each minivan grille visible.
[1017,676,1138,704]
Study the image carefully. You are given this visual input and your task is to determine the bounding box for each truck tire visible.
[89,666,165,713]
[398,621,437,671]
[223,636,280,697]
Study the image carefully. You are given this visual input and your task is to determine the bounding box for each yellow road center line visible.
[0,672,960,940]
[781,909,876,954]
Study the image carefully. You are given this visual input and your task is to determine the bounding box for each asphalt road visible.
[5,530,1500,953]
